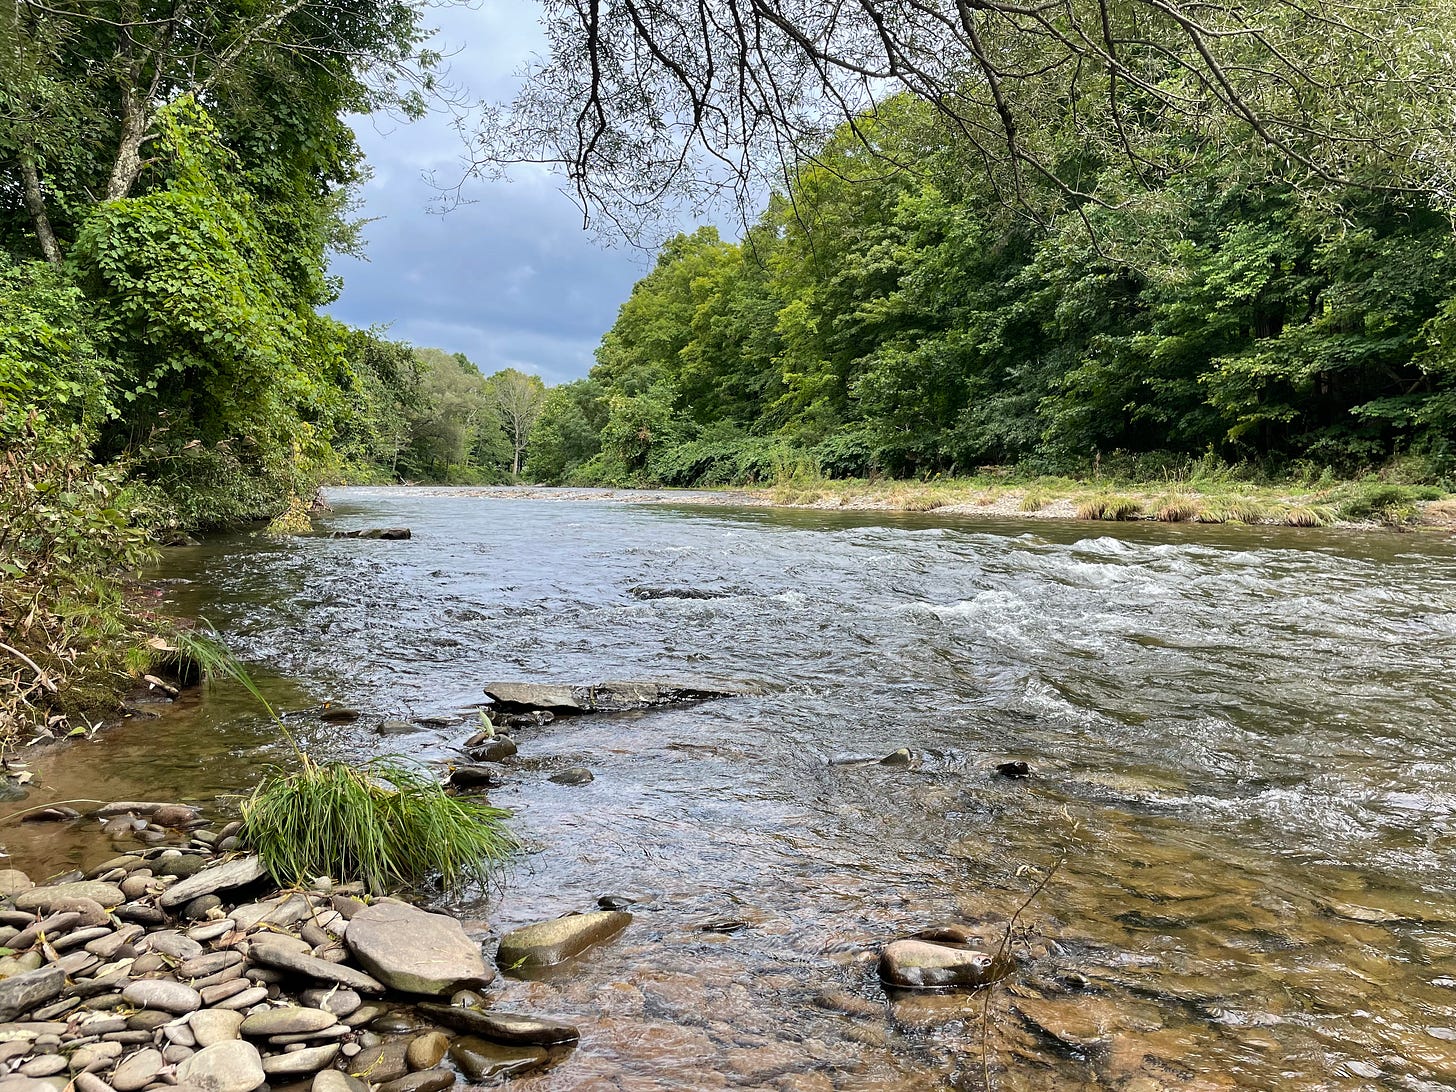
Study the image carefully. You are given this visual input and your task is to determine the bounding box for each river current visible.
[7,486,1456,1090]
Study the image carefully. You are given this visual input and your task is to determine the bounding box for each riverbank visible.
[398,476,1456,531]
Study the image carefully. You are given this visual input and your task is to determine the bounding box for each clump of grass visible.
[240,757,515,896]
[1277,505,1334,527]
[177,630,515,896]
[1153,494,1200,522]
[1223,498,1271,524]
[1076,495,1143,521]
[770,486,822,506]
[1336,483,1442,526]
[1018,490,1046,513]
[898,490,949,512]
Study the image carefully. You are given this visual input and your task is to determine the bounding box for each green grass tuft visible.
[1076,495,1143,521]
[1153,494,1200,522]
[240,757,515,896]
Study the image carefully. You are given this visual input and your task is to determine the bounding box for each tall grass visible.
[240,758,514,896]
[176,630,515,895]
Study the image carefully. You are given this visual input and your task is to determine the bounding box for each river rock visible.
[416,1003,579,1045]
[445,767,502,791]
[247,941,384,993]
[190,1009,246,1046]
[261,1043,338,1076]
[153,854,209,879]
[466,738,517,762]
[143,932,204,960]
[329,528,410,540]
[483,680,734,715]
[176,1039,266,1092]
[313,1070,369,1092]
[0,966,65,1021]
[240,1007,338,1037]
[345,902,491,995]
[347,1040,410,1084]
[378,1068,456,1092]
[109,1048,163,1092]
[14,883,123,912]
[406,1031,448,1070]
[445,1037,549,1082]
[548,767,593,786]
[0,871,33,897]
[877,940,997,990]
[122,980,202,1014]
[178,951,244,979]
[157,857,266,909]
[495,911,631,969]
[300,989,361,1017]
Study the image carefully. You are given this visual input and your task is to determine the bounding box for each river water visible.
[6,486,1456,1090]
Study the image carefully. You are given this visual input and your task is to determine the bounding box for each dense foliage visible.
[531,102,1456,487]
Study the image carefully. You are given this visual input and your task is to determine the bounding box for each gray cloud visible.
[324,2,653,385]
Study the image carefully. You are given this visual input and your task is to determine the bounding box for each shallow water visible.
[6,486,1456,1090]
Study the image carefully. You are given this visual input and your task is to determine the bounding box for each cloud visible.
[324,1,654,385]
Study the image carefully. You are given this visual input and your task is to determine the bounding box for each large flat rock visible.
[483,681,738,716]
[14,882,123,912]
[345,901,493,995]
[249,939,384,994]
[496,911,631,969]
[158,855,267,908]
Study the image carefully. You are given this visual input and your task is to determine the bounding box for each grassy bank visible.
[741,475,1456,529]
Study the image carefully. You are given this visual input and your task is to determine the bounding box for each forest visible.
[529,97,1456,489]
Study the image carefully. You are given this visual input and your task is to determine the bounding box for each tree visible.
[0,0,430,268]
[486,369,547,476]
[477,0,1456,233]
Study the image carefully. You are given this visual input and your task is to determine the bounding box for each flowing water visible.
[6,486,1456,1090]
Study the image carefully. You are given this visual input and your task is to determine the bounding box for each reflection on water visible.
[5,486,1456,1090]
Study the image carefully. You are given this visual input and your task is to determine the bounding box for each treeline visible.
[528,98,1456,487]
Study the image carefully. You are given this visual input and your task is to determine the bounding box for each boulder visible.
[416,1003,579,1046]
[877,940,998,990]
[176,1039,266,1092]
[345,901,492,995]
[0,965,65,1021]
[157,856,267,909]
[495,911,631,969]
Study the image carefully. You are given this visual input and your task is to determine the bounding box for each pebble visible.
[176,1039,265,1092]
[109,1048,163,1091]
[240,1008,338,1038]
[261,1043,339,1076]
[121,980,202,1014]
[189,1009,245,1047]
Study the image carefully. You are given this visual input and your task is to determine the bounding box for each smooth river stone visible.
[877,940,997,990]
[344,902,492,995]
[239,1008,338,1037]
[445,1037,549,1082]
[0,870,33,897]
[405,1031,448,1070]
[312,1071,370,1092]
[190,1009,245,1046]
[122,979,202,1014]
[247,942,383,994]
[176,1039,266,1092]
[260,1043,339,1076]
[416,1003,579,1046]
[109,1048,164,1092]
[495,911,631,969]
[13,883,123,912]
[378,1069,456,1092]
[157,856,267,909]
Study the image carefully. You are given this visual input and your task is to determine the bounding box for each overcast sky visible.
[324,2,656,386]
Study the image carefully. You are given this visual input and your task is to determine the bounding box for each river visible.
[6,486,1456,1090]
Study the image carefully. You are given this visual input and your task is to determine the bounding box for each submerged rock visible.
[416,1003,579,1046]
[547,768,593,786]
[877,940,997,990]
[483,680,739,715]
[496,911,632,969]
[995,761,1032,779]
[329,528,411,540]
[345,901,493,995]
[446,1037,549,1082]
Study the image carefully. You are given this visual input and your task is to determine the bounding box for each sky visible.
[324,2,658,386]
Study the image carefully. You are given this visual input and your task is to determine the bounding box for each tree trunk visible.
[105,92,150,201]
[18,153,63,267]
